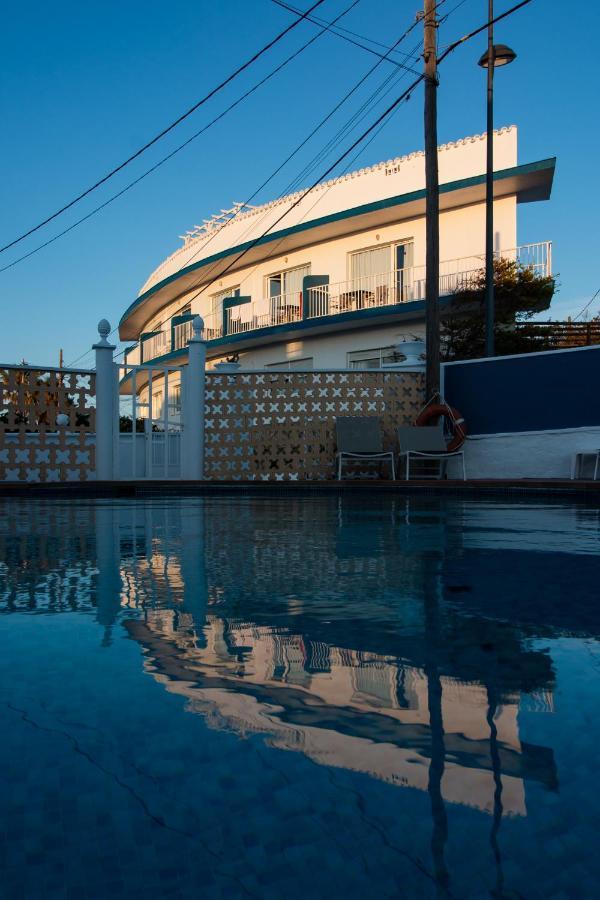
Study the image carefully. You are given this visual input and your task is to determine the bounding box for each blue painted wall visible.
[443,346,600,434]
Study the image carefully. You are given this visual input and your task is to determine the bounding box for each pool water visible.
[0,494,599,899]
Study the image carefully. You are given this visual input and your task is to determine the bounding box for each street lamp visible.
[478,1,516,357]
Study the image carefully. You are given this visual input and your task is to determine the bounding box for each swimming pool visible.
[1,494,598,898]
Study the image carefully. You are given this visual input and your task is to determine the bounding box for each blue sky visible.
[0,0,597,367]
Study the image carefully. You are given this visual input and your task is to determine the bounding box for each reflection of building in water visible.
[0,493,560,836]
[126,609,557,818]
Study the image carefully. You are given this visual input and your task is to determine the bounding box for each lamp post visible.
[478,0,516,357]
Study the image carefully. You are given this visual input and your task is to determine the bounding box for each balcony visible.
[136,242,551,362]
[173,315,224,349]
[308,242,551,318]
[226,242,551,334]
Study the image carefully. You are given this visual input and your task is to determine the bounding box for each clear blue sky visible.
[0,0,597,367]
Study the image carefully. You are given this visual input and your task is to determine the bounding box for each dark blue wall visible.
[443,346,599,435]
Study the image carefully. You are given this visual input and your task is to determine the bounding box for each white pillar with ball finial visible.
[93,319,116,480]
[181,316,206,480]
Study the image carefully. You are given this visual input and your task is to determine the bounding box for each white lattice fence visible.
[204,370,425,480]
[0,366,96,483]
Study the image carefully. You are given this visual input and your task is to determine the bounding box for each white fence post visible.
[182,316,206,480]
[94,319,116,480]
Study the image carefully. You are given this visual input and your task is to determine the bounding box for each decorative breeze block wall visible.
[204,370,425,480]
[0,368,96,482]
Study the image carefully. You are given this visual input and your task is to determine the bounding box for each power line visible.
[270,0,421,71]
[154,0,440,285]
[177,77,426,316]
[2,0,362,276]
[70,0,529,367]
[271,0,423,55]
[143,10,427,289]
[573,288,600,322]
[69,70,419,371]
[66,23,417,368]
[437,0,532,64]
[0,0,328,256]
[7,1,434,278]
[158,0,535,322]
[137,37,423,327]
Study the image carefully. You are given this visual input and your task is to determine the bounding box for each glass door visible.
[349,246,391,309]
[395,241,414,302]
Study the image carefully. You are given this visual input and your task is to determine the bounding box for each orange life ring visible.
[415,403,467,451]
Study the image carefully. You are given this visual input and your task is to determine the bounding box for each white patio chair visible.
[398,424,466,481]
[335,417,395,480]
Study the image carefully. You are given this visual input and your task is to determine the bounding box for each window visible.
[265,357,314,370]
[349,241,414,302]
[210,286,240,321]
[266,264,310,302]
[152,390,163,419]
[168,384,181,415]
[347,346,401,370]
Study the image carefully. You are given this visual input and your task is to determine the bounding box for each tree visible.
[441,258,556,361]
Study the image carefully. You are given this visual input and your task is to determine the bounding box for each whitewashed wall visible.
[207,322,426,369]
[445,427,600,480]
[143,196,516,338]
[141,128,518,294]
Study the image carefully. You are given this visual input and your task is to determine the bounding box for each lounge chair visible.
[335,416,395,480]
[397,424,466,480]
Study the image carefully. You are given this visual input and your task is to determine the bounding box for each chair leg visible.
[406,454,410,481]
[462,452,466,481]
[390,454,395,480]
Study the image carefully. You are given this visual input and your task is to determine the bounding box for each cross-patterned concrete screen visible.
[204,370,425,481]
[0,367,96,483]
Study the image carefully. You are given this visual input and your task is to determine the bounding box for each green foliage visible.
[119,415,147,433]
[441,258,556,361]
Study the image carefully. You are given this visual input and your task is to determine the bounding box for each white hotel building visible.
[119,126,553,388]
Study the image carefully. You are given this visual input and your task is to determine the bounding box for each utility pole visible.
[484,0,495,357]
[423,0,440,400]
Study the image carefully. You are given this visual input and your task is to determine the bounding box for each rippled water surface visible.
[1,494,599,899]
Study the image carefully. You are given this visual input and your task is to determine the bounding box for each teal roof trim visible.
[120,158,555,330]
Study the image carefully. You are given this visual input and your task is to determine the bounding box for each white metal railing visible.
[227,291,303,335]
[306,241,552,319]
[202,311,224,341]
[138,242,551,358]
[173,319,193,351]
[142,329,169,361]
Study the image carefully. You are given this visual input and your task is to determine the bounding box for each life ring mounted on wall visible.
[415,402,467,451]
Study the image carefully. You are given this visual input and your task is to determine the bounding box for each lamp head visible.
[478,44,517,68]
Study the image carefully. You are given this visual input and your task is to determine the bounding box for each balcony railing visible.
[203,312,224,341]
[138,242,551,360]
[306,242,552,318]
[227,291,303,335]
[143,330,168,361]
[173,319,193,351]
